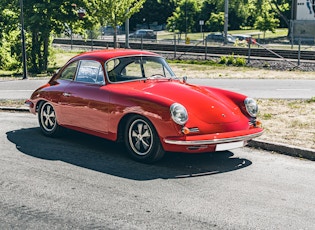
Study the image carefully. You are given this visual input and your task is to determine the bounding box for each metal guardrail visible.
[53,38,315,62]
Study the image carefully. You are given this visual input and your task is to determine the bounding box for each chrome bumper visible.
[164,130,264,146]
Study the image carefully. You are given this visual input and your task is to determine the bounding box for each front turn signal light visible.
[255,120,262,128]
[181,127,190,135]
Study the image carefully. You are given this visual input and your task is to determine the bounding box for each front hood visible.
[127,80,243,124]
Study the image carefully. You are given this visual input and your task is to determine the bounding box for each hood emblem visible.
[222,114,226,117]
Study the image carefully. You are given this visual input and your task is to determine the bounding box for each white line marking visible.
[276,89,311,91]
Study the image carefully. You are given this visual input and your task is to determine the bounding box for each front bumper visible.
[25,99,36,114]
[163,128,264,153]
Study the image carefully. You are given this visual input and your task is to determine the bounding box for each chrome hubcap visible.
[41,103,56,131]
[129,119,153,156]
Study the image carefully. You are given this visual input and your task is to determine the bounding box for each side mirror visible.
[182,76,187,83]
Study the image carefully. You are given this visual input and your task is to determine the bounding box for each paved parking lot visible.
[1,111,315,229]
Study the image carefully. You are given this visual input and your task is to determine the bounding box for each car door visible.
[58,60,110,134]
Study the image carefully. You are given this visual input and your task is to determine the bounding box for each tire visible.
[124,115,165,163]
[38,101,63,137]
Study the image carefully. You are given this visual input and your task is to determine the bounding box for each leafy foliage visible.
[0,30,21,71]
[23,0,96,73]
[218,54,246,66]
[0,3,21,71]
[167,0,201,34]
[0,0,292,73]
[206,12,225,32]
[91,0,146,47]
[254,2,280,37]
[130,0,175,30]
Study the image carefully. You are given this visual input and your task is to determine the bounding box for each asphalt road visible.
[0,78,314,100]
[1,111,315,229]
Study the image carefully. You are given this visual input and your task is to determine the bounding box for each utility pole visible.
[19,0,28,79]
[185,0,187,41]
[125,9,130,48]
[223,0,229,45]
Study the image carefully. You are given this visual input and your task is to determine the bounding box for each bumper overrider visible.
[163,128,264,153]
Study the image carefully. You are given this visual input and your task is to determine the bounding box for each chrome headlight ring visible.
[170,103,188,125]
[244,97,258,117]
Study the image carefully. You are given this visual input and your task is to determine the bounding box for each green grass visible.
[1,48,249,78]
[262,113,272,120]
[50,48,82,68]
[229,28,288,38]
[169,55,247,67]
[168,59,217,65]
[157,28,289,40]
[307,96,315,103]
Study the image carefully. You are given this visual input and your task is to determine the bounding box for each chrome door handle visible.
[63,92,71,97]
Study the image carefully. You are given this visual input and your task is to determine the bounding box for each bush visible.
[227,54,236,65]
[218,54,246,67]
[218,56,227,64]
[235,56,246,66]
[0,30,21,71]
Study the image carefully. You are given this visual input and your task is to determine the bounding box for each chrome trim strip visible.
[188,127,200,133]
[164,130,264,145]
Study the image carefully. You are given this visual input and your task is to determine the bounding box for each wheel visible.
[124,115,165,163]
[38,101,63,137]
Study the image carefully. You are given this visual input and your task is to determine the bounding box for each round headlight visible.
[244,98,258,117]
[170,103,188,125]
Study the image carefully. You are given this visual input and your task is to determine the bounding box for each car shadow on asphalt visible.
[6,127,252,181]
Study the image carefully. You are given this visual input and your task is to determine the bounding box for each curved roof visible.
[69,49,160,62]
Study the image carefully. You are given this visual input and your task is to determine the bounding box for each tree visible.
[91,0,146,48]
[206,12,225,32]
[0,1,21,71]
[129,0,176,31]
[0,0,290,74]
[254,1,280,38]
[200,0,257,31]
[166,0,201,37]
[269,0,291,35]
[23,0,94,73]
[0,0,95,74]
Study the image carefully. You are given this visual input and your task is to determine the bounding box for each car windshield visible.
[105,56,176,83]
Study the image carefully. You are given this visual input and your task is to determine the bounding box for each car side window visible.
[75,60,105,84]
[60,62,78,80]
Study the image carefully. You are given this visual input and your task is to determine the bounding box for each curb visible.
[248,140,315,161]
[1,106,315,161]
[0,106,29,112]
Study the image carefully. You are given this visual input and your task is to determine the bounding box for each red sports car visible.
[26,49,263,163]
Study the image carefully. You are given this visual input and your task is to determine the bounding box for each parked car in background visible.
[233,34,257,44]
[206,32,236,44]
[101,26,122,35]
[26,49,263,163]
[129,29,157,40]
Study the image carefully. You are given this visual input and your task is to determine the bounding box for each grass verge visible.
[257,98,315,150]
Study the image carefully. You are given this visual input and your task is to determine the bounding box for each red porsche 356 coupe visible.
[26,49,263,163]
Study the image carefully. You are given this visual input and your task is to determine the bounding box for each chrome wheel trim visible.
[128,118,153,156]
[40,103,57,132]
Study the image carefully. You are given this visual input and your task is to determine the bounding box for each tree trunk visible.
[30,30,39,73]
[30,30,50,73]
[43,33,49,72]
[113,16,118,49]
[114,26,117,48]
[38,34,43,72]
